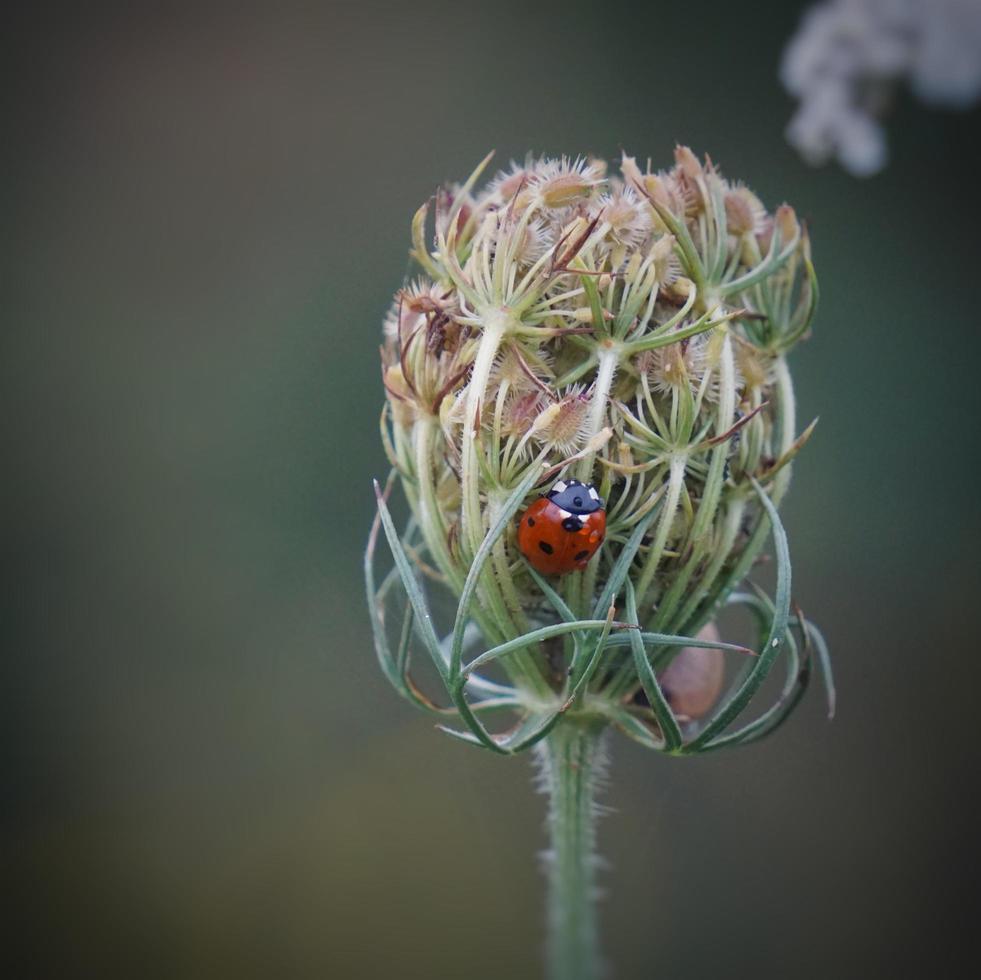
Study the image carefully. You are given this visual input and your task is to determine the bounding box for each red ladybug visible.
[517,479,607,576]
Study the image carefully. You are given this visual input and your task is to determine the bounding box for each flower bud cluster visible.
[369,148,828,754]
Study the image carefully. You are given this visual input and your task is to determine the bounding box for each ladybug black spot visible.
[538,541,554,555]
[561,516,583,532]
[574,550,590,561]
[527,517,535,527]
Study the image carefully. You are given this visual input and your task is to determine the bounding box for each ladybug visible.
[517,479,606,576]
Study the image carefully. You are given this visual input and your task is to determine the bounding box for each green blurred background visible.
[5,1,980,977]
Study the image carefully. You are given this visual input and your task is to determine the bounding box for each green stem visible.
[461,316,508,559]
[412,419,463,592]
[575,344,618,483]
[634,453,687,608]
[539,721,608,980]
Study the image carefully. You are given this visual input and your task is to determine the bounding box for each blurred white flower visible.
[781,0,981,176]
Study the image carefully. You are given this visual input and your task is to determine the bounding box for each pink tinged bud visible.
[756,215,775,254]
[657,622,725,720]
[435,188,471,239]
[510,219,550,268]
[601,188,651,247]
[496,170,527,200]
[644,174,676,213]
[588,156,608,178]
[502,391,547,438]
[724,192,755,236]
[634,349,655,375]
[402,293,436,315]
[775,204,799,244]
[532,391,591,453]
[674,144,704,181]
[620,153,645,190]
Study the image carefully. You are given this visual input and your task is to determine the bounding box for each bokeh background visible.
[6,1,981,977]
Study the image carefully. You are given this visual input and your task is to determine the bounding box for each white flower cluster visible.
[781,0,981,175]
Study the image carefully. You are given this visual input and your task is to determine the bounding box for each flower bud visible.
[664,275,694,302]
[775,204,800,245]
[370,147,826,756]
[724,191,755,236]
[532,157,604,208]
[657,623,726,721]
[674,144,704,181]
[531,391,591,455]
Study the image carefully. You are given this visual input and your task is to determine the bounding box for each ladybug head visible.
[546,479,604,515]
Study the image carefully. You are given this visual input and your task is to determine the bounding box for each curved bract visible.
[367,148,833,754]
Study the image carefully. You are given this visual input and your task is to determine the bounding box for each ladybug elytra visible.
[517,479,606,576]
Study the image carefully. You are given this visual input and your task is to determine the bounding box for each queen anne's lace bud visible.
[367,148,833,756]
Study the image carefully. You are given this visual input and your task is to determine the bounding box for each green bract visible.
[367,148,833,755]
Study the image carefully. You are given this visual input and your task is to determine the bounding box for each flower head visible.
[368,147,832,756]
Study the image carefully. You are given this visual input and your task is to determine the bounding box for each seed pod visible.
[657,623,726,721]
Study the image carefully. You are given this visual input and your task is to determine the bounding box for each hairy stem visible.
[461,316,508,559]
[575,344,618,484]
[634,453,687,608]
[538,721,608,980]
[412,419,463,592]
